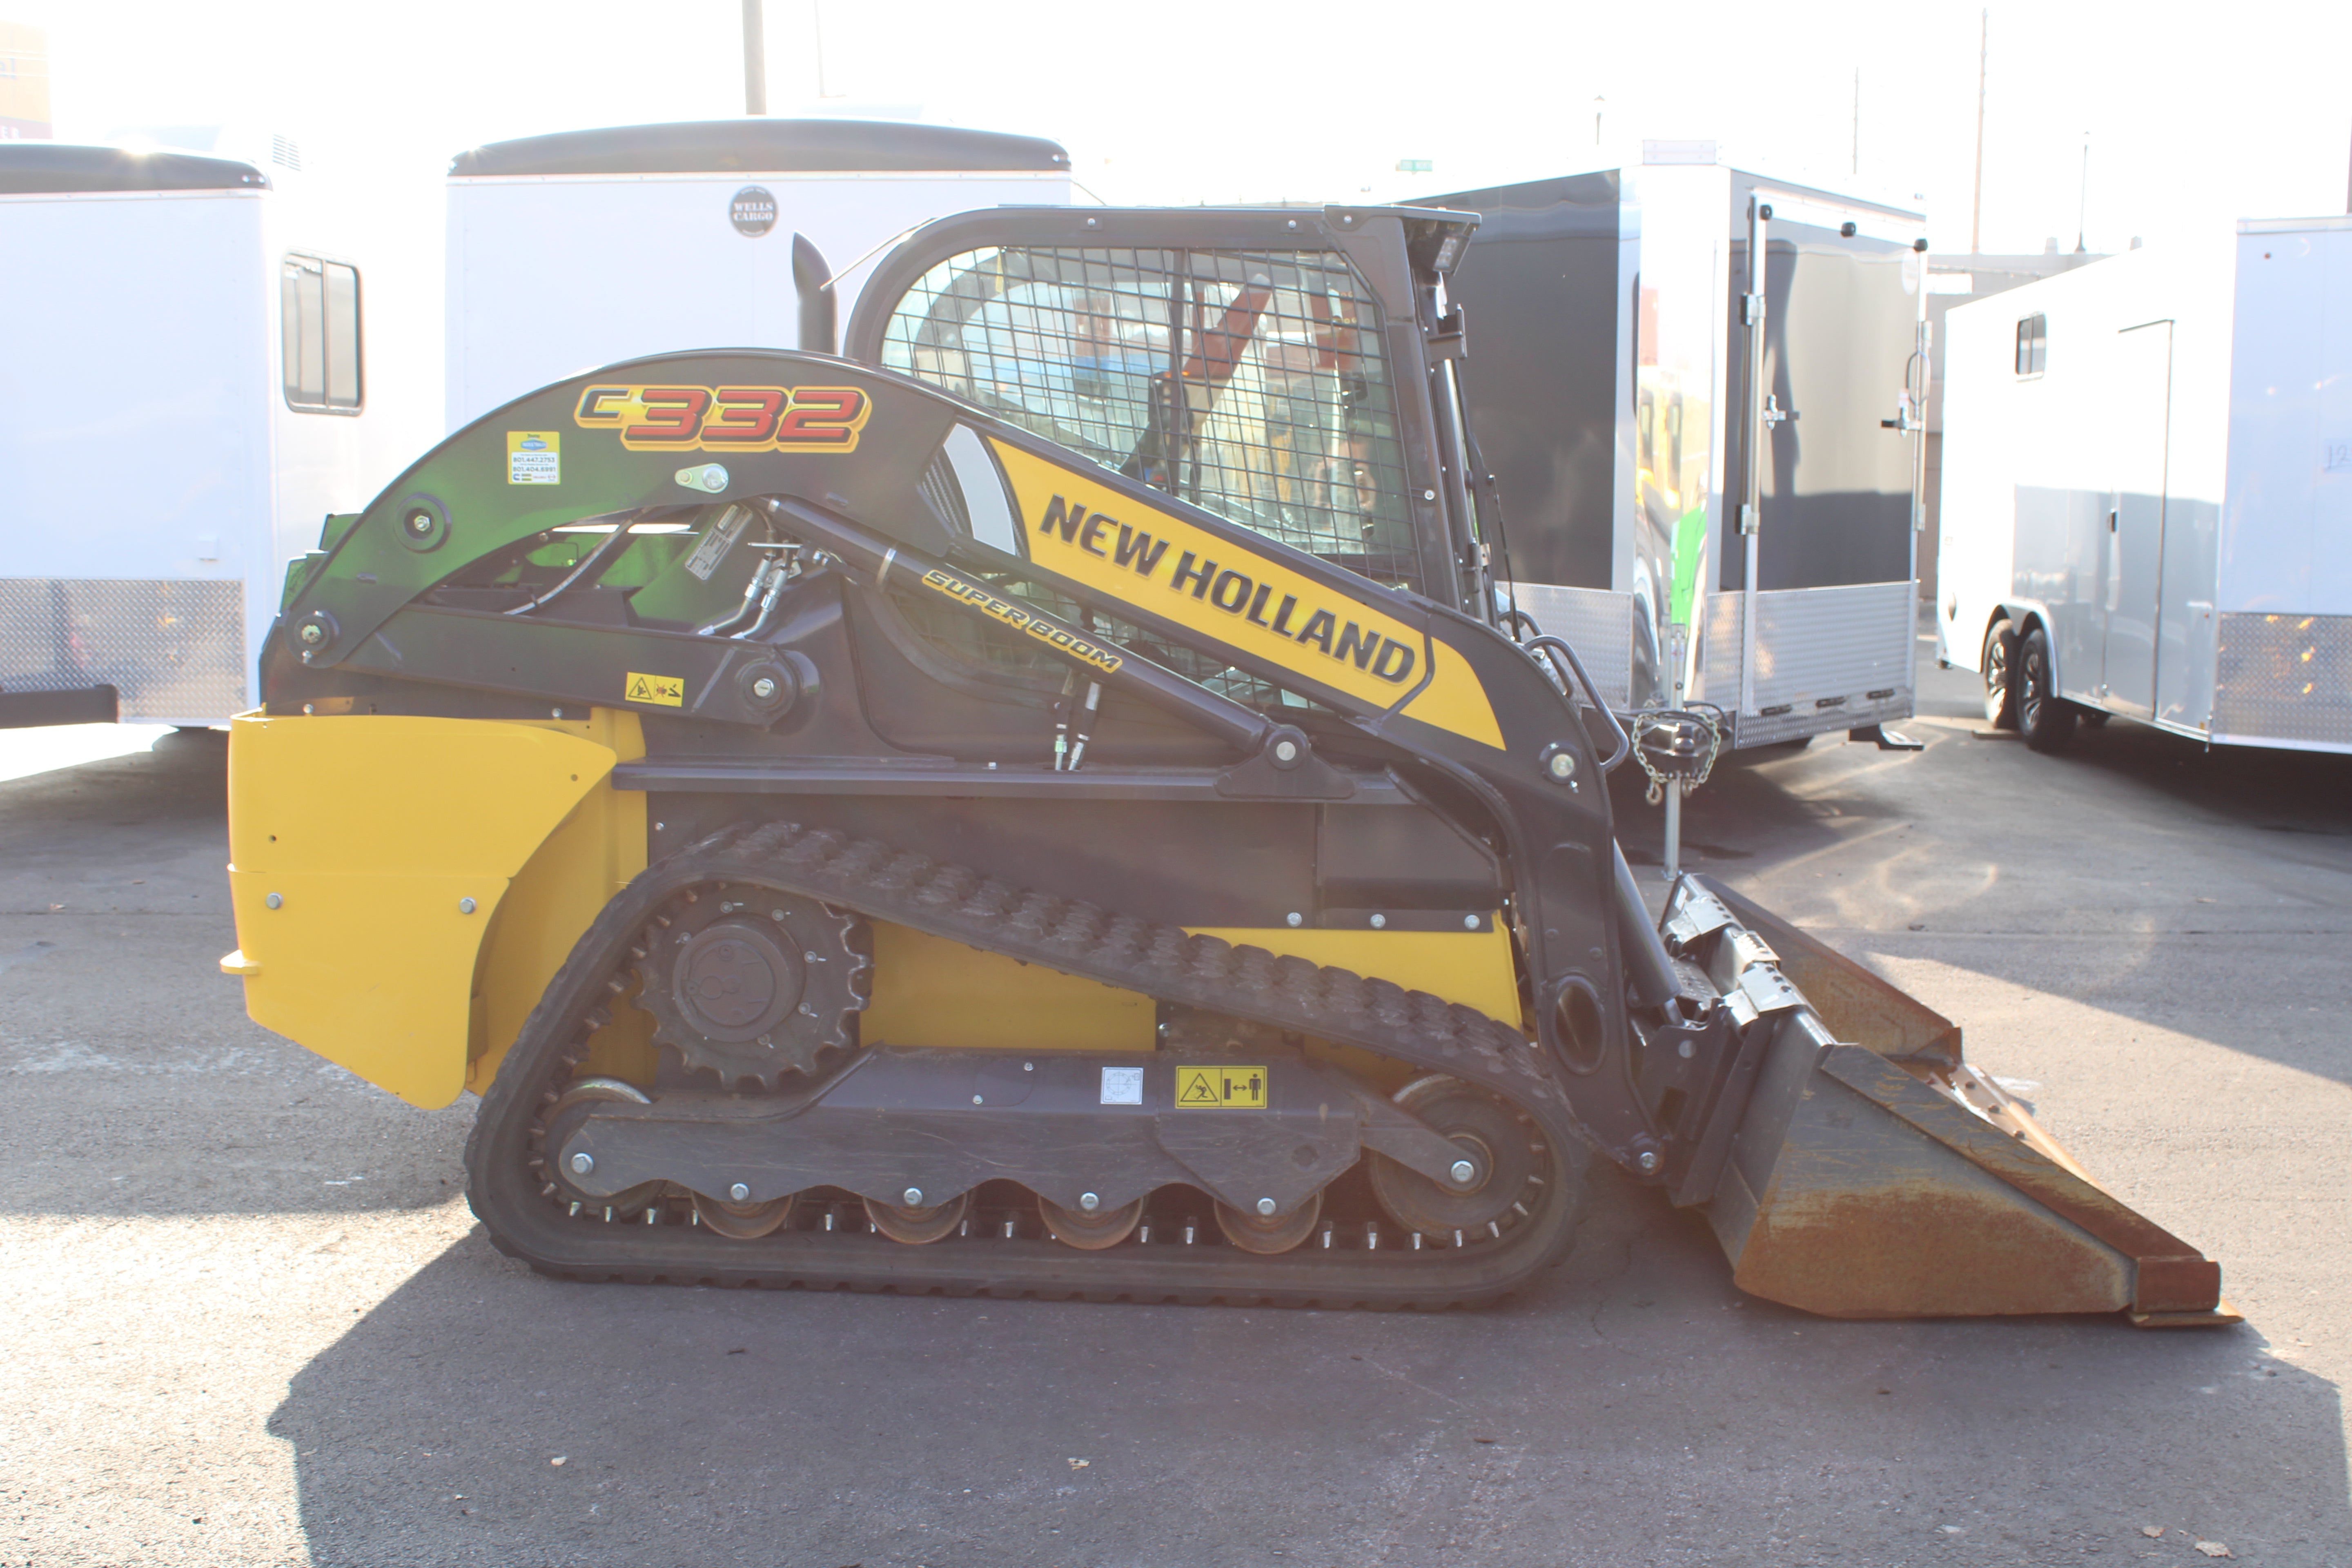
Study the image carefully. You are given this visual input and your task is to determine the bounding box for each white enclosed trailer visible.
[446,119,1071,432]
[1937,216,2352,753]
[0,143,435,728]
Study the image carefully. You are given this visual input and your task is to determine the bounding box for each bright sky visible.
[26,0,2352,255]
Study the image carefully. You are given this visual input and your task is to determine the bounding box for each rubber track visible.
[466,820,1592,1308]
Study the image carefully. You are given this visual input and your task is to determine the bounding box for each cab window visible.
[878,246,1421,591]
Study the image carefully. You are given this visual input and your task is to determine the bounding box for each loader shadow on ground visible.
[275,1168,2349,1568]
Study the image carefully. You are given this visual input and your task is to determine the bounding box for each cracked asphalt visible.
[1,652,2348,1566]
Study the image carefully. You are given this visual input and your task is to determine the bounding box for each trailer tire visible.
[2017,627,2076,755]
[1982,619,2019,729]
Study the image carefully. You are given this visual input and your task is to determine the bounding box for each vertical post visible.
[815,0,835,99]
[1662,777,1682,882]
[1852,68,1860,177]
[2076,131,2090,253]
[1970,9,1987,254]
[1662,621,1688,881]
[742,0,767,116]
[1740,196,1768,722]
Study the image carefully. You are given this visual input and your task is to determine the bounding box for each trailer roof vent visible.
[270,135,302,172]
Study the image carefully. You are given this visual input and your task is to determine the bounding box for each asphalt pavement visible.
[2,653,2347,1567]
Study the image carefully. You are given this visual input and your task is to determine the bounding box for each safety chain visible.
[1632,704,1727,806]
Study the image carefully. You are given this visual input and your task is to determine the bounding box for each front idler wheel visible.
[1214,1190,1322,1255]
[1039,1194,1146,1250]
[1368,1076,1537,1241]
[864,1188,972,1245]
[542,1076,664,1221]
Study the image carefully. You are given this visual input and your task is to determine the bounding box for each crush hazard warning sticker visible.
[507,430,560,484]
[624,672,684,707]
[1174,1065,1267,1109]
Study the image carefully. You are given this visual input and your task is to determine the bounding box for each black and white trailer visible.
[1437,154,1931,755]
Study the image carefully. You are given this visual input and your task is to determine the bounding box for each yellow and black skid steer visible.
[223,204,2230,1321]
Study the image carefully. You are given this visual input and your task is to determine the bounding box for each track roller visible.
[865,1189,972,1244]
[1215,1191,1323,1254]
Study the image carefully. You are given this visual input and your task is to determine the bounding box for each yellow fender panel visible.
[225,712,633,1108]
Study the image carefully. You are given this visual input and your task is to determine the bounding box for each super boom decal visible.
[574,384,871,453]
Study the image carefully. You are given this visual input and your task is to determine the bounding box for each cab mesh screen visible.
[878,245,1421,593]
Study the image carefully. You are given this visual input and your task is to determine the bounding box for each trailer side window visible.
[282,254,363,414]
[2014,313,2046,378]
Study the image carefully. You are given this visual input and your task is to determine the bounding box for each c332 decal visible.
[573,385,870,454]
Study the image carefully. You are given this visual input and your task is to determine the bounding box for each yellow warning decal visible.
[1174,1065,1268,1109]
[624,672,685,707]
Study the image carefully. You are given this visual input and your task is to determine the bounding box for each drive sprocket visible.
[633,882,871,1090]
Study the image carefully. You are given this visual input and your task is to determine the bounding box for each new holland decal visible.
[1031,490,1420,681]
[573,384,870,453]
[980,437,1507,748]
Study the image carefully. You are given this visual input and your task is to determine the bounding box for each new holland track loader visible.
[222,203,2230,1322]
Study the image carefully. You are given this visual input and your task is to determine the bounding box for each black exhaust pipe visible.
[792,233,837,356]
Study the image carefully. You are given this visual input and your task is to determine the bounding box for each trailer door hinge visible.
[1741,293,1765,327]
[1739,503,1758,536]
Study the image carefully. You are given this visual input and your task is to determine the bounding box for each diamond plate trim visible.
[0,579,245,720]
[1501,583,1633,709]
[1702,583,1915,746]
[2214,613,2352,748]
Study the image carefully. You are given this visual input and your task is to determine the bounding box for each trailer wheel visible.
[2017,627,2076,755]
[1982,619,2019,728]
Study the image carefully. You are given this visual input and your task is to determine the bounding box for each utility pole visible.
[1969,8,1987,254]
[1852,68,1860,177]
[815,0,840,99]
[742,0,766,116]
[2075,131,2089,253]
[1593,95,1605,147]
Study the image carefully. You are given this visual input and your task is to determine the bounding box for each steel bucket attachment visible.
[1659,876,2234,1326]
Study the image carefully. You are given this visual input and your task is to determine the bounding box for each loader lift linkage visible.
[226,203,2230,1322]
